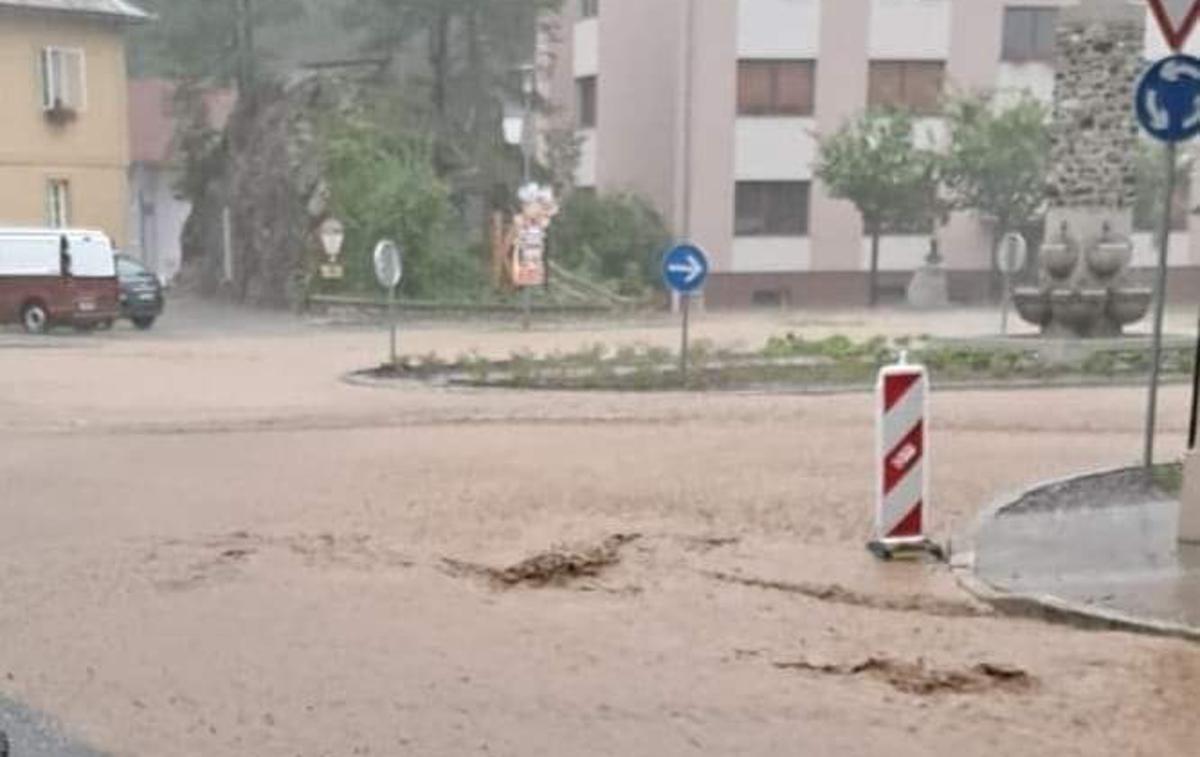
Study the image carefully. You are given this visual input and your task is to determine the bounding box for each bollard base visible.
[867,538,947,563]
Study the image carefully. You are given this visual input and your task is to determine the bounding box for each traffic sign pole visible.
[1135,52,1200,463]
[997,232,1028,337]
[680,293,691,385]
[1189,303,1200,449]
[389,284,398,367]
[661,243,710,388]
[373,239,404,368]
[1145,141,1178,469]
[1001,271,1011,336]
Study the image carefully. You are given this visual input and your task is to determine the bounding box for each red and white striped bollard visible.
[871,353,941,560]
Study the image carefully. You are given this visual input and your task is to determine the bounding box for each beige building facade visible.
[0,0,147,247]
[547,0,1200,307]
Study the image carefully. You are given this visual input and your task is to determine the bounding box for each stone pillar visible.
[1043,0,1143,252]
[1013,0,1153,338]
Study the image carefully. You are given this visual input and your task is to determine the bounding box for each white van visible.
[0,228,120,332]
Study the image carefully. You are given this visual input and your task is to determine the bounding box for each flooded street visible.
[1,303,1198,756]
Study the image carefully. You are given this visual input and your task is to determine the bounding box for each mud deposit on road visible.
[442,533,641,588]
[773,657,1036,696]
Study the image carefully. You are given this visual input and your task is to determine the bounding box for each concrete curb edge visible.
[955,464,1200,643]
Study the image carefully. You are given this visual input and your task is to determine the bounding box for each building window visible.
[735,181,810,237]
[46,179,71,228]
[579,0,599,19]
[1002,8,1058,63]
[39,47,86,112]
[867,61,945,114]
[737,60,816,116]
[577,76,597,129]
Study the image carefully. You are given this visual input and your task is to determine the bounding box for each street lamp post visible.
[519,64,536,331]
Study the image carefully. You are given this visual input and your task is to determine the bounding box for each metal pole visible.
[389,285,398,367]
[1145,141,1177,469]
[522,130,532,188]
[1189,301,1200,450]
[680,0,695,239]
[680,294,691,386]
[1001,269,1012,336]
[521,65,533,332]
[670,0,696,317]
[236,0,256,101]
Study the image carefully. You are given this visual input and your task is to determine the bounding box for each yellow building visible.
[0,0,147,246]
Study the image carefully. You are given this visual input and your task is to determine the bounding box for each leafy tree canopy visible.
[941,94,1050,235]
[815,109,941,235]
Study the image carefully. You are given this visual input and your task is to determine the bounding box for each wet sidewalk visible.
[971,468,1200,637]
[0,696,106,757]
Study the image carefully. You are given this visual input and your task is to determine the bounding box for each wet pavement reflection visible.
[977,490,1200,631]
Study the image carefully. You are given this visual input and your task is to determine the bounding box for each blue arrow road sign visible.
[662,244,710,295]
[1136,54,1200,143]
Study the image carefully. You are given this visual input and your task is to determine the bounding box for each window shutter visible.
[39,48,53,110]
[62,50,84,110]
[737,62,773,115]
[868,62,904,109]
[774,62,815,116]
[906,62,944,114]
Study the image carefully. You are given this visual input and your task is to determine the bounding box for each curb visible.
[341,369,1191,397]
[954,558,1200,642]
[956,465,1200,643]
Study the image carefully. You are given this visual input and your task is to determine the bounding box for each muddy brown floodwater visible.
[0,302,1198,756]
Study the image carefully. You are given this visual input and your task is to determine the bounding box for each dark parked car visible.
[116,255,164,330]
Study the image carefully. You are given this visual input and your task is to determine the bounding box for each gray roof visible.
[0,0,150,22]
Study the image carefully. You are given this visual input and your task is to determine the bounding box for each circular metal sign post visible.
[997,232,1028,336]
[373,240,404,367]
[1134,54,1200,467]
[661,243,710,386]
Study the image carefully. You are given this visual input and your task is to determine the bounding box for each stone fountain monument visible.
[1014,0,1154,337]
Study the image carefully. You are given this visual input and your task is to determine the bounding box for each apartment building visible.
[0,0,147,246]
[546,0,1200,307]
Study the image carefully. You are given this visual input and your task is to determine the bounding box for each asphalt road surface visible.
[1,300,1197,756]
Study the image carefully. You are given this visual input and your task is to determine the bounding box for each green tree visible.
[941,95,1049,292]
[323,111,487,299]
[549,192,671,294]
[345,1,564,215]
[1134,139,1192,240]
[128,0,308,88]
[815,109,941,307]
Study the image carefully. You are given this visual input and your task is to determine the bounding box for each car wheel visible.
[132,316,156,331]
[20,301,49,334]
[96,319,114,331]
